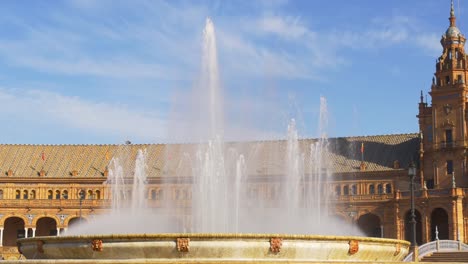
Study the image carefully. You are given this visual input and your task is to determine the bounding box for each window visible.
[458,75,462,83]
[48,190,53,200]
[377,184,383,194]
[343,185,349,195]
[15,190,20,199]
[55,190,61,199]
[426,179,435,189]
[445,129,453,144]
[87,190,94,199]
[0,190,3,199]
[351,185,357,195]
[447,160,454,175]
[30,190,36,199]
[335,186,341,196]
[23,190,28,199]
[385,184,392,194]
[95,190,101,199]
[151,190,157,199]
[369,184,375,194]
[62,190,68,199]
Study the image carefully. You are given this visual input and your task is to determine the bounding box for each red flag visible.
[41,151,45,161]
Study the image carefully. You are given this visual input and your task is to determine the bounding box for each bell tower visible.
[419,0,468,189]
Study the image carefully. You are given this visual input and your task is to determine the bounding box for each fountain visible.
[16,18,410,263]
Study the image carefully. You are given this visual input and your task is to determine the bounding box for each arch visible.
[62,190,69,199]
[15,190,20,199]
[23,190,29,199]
[55,190,61,199]
[351,185,357,195]
[357,213,381,237]
[87,190,94,199]
[30,190,36,199]
[377,184,383,194]
[405,210,423,245]
[151,189,157,199]
[36,217,58,236]
[3,217,25,246]
[431,208,449,240]
[95,190,101,199]
[335,185,341,196]
[47,190,53,199]
[385,184,392,194]
[343,185,349,195]
[369,184,375,194]
[0,189,3,199]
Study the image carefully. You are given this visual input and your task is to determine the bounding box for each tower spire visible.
[450,0,456,27]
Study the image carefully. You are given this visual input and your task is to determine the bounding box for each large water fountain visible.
[16,18,410,263]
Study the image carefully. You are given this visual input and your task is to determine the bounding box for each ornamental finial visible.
[451,0,455,16]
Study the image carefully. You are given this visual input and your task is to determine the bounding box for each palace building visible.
[1,2,468,261]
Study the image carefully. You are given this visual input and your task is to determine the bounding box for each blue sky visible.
[0,0,461,144]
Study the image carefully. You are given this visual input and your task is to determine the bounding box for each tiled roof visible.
[0,133,419,178]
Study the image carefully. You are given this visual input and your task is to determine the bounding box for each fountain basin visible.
[18,234,409,262]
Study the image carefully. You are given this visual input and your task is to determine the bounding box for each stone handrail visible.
[403,240,468,262]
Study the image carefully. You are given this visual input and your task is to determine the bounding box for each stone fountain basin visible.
[17,234,410,262]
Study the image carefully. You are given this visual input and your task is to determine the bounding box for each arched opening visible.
[335,185,341,196]
[357,213,381,237]
[3,217,25,246]
[385,184,392,194]
[55,190,61,199]
[431,208,449,240]
[0,189,3,199]
[30,190,36,199]
[47,190,53,199]
[151,189,157,199]
[369,184,375,194]
[62,190,68,199]
[351,185,357,195]
[23,190,29,199]
[36,217,57,236]
[87,190,94,199]
[343,185,349,195]
[405,210,423,245]
[95,190,101,199]
[15,190,20,199]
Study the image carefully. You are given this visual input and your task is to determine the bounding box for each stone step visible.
[421,251,468,262]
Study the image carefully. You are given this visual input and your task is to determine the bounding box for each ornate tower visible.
[419,0,468,189]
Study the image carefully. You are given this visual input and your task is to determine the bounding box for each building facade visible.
[1,1,468,261]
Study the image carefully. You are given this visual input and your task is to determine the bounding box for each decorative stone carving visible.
[71,170,79,177]
[444,103,452,115]
[91,239,103,252]
[270,237,283,254]
[103,168,109,177]
[442,118,455,127]
[348,240,359,255]
[39,170,46,177]
[7,169,13,176]
[359,162,367,171]
[37,240,45,254]
[394,243,401,256]
[177,238,190,252]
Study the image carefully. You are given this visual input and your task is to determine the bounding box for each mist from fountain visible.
[67,18,360,237]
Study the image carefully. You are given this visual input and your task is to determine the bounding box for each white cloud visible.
[0,88,167,142]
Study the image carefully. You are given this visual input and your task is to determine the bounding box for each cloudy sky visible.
[0,0,461,144]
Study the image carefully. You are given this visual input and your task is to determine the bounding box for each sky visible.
[0,0,461,144]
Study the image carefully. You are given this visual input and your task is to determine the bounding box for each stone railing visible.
[0,199,111,208]
[403,240,468,262]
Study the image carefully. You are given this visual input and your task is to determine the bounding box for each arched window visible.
[23,190,28,199]
[95,190,101,199]
[55,190,61,199]
[377,184,383,194]
[151,189,157,199]
[335,185,341,196]
[351,185,357,195]
[369,184,375,194]
[385,184,392,194]
[15,190,21,199]
[0,189,3,199]
[62,190,68,199]
[30,190,36,199]
[343,185,349,195]
[47,190,53,200]
[87,190,94,199]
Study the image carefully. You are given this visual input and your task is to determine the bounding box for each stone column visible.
[0,227,4,246]
[24,228,28,238]
[57,228,60,236]
[32,228,36,237]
